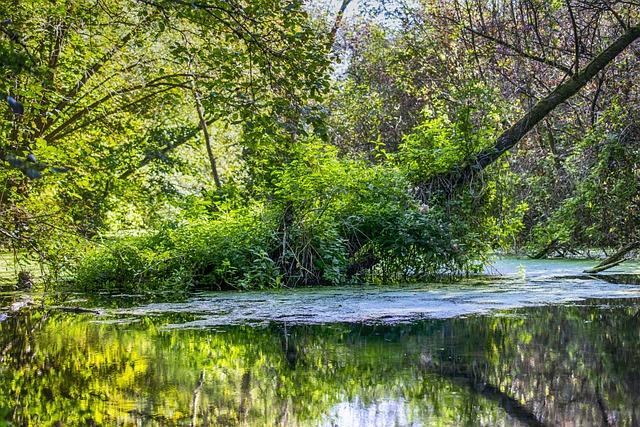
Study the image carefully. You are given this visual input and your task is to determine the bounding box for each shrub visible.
[71,140,489,293]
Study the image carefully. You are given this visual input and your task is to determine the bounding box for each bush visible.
[71,140,489,293]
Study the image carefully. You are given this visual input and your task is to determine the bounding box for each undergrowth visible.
[72,157,488,292]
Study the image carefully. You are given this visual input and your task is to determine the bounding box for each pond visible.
[1,258,640,426]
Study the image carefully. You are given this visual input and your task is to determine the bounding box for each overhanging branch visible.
[421,25,640,196]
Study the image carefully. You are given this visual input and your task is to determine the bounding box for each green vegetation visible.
[1,0,639,292]
[74,147,486,291]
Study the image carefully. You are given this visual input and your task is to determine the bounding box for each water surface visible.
[1,258,640,426]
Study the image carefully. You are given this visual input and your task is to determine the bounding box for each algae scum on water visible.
[2,258,640,426]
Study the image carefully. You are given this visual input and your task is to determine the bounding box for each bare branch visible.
[463,24,573,75]
[566,0,581,74]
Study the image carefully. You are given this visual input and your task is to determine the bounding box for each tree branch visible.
[117,120,217,180]
[584,241,640,273]
[49,86,181,143]
[462,24,573,75]
[192,85,222,188]
[566,0,581,74]
[329,0,353,46]
[44,74,192,142]
[45,12,158,130]
[422,24,640,195]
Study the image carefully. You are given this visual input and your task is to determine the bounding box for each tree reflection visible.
[0,298,639,426]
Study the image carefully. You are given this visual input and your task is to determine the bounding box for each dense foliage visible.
[74,142,486,291]
[1,0,639,291]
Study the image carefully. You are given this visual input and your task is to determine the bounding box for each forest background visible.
[0,0,639,293]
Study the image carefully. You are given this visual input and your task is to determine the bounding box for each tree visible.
[0,0,332,238]
[326,0,640,255]
[414,0,640,195]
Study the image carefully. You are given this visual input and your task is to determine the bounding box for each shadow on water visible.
[589,273,640,285]
[2,296,640,426]
[547,274,640,286]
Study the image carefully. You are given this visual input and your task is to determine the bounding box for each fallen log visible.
[583,241,640,274]
[584,258,630,274]
[529,238,559,259]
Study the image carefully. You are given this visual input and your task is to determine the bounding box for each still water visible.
[1,259,640,426]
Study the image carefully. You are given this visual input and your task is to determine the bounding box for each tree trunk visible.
[529,238,559,259]
[329,0,353,44]
[584,241,640,273]
[192,88,222,188]
[421,25,640,196]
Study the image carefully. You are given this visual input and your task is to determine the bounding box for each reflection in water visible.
[324,397,418,427]
[0,298,640,426]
